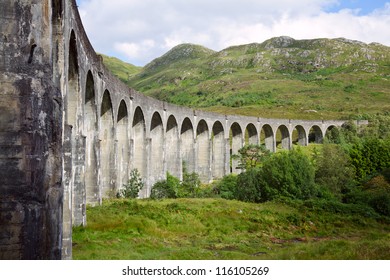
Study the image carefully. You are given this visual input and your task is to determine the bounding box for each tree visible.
[315,143,355,198]
[118,169,144,199]
[232,144,270,170]
[258,149,317,201]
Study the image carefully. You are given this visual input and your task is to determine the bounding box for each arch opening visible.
[276,125,291,150]
[100,90,115,197]
[245,123,258,145]
[117,100,129,191]
[230,123,243,174]
[150,112,164,187]
[212,121,225,179]
[309,125,323,144]
[292,125,307,146]
[260,124,275,152]
[132,107,146,194]
[84,71,98,204]
[196,120,210,182]
[67,30,79,129]
[166,115,180,178]
[181,118,195,173]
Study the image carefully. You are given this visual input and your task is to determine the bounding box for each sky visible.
[76,0,390,66]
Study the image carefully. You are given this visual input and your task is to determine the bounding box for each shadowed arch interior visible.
[309,125,323,144]
[67,30,79,128]
[196,120,210,182]
[166,115,180,178]
[100,90,114,197]
[245,123,258,145]
[132,107,146,188]
[292,125,307,146]
[230,122,243,174]
[181,118,195,173]
[276,125,291,150]
[84,71,98,204]
[261,124,275,152]
[150,112,164,187]
[117,100,129,190]
[212,121,225,179]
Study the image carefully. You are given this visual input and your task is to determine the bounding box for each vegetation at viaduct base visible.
[73,114,390,259]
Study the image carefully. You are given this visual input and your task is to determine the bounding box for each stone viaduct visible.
[1,0,356,259]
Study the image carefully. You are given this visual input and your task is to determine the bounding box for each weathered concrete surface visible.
[1,0,355,259]
[0,0,63,259]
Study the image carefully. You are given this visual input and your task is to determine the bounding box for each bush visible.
[315,143,355,198]
[178,171,201,198]
[150,173,180,199]
[235,168,261,202]
[215,174,238,200]
[258,149,317,201]
[118,169,144,199]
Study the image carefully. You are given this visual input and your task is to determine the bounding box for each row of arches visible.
[63,27,342,228]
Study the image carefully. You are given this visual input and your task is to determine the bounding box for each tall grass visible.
[73,198,390,260]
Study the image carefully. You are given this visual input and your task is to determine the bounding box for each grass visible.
[72,198,390,260]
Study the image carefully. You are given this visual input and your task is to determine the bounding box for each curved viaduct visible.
[1,0,352,259]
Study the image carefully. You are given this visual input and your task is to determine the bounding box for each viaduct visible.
[0,0,356,259]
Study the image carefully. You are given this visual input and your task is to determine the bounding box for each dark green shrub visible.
[215,174,238,200]
[348,138,390,181]
[235,168,261,203]
[258,149,317,201]
[150,173,180,199]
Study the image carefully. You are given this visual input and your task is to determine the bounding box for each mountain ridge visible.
[103,36,390,120]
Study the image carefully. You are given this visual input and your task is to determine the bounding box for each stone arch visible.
[166,115,180,178]
[117,100,129,191]
[67,30,79,129]
[309,125,323,144]
[212,121,225,179]
[132,106,146,183]
[245,123,258,145]
[100,90,115,197]
[150,112,164,187]
[181,117,195,173]
[196,120,210,182]
[84,71,98,204]
[325,125,340,143]
[276,125,291,150]
[260,124,275,152]
[292,125,307,146]
[230,122,243,174]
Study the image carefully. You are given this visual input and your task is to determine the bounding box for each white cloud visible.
[77,0,390,65]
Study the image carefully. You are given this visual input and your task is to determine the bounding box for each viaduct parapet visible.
[0,0,354,259]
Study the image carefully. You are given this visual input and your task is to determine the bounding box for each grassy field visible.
[72,198,390,260]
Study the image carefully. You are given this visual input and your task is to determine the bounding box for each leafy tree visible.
[118,169,144,199]
[232,144,270,170]
[315,143,355,198]
[348,138,390,181]
[258,149,317,201]
[178,170,201,198]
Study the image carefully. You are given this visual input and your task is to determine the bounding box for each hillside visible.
[99,54,142,83]
[104,37,390,120]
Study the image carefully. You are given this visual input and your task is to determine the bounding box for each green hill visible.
[103,37,390,120]
[99,54,142,83]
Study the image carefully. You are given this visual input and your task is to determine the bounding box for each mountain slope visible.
[104,37,390,120]
[100,54,142,83]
